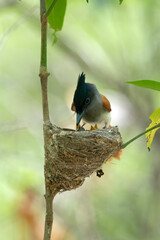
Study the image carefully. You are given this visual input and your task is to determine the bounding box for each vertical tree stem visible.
[43,190,55,240]
[39,1,54,240]
[40,0,50,123]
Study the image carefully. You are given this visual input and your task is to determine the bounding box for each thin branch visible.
[39,0,50,123]
[40,0,46,15]
[122,123,160,149]
[39,1,54,240]
[44,0,59,18]
[43,191,55,240]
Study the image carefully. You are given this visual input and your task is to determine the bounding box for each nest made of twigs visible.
[44,123,122,193]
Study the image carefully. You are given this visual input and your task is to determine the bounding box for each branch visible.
[40,0,50,123]
[39,1,55,240]
[44,0,59,18]
[121,123,160,149]
[43,190,56,240]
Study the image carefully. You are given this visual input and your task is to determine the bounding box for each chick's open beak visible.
[76,110,85,131]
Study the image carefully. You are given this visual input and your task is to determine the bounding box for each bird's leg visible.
[90,125,95,130]
[79,124,86,131]
[103,122,107,129]
[103,123,112,129]
[76,123,86,131]
[90,124,98,130]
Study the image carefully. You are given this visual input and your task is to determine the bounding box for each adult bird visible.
[71,72,111,130]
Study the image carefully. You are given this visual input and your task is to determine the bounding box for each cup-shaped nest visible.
[44,123,122,193]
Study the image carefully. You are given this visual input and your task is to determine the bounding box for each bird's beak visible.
[76,110,85,131]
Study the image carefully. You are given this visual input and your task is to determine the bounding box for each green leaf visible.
[146,108,160,150]
[126,80,160,91]
[119,0,123,4]
[46,0,67,31]
[52,31,58,44]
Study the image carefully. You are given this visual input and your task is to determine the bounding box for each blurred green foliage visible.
[0,0,160,239]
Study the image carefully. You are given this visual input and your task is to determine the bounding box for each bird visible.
[71,72,111,130]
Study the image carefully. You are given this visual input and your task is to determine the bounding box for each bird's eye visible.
[85,97,90,105]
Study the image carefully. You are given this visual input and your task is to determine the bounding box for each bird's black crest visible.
[77,72,85,86]
[73,72,87,113]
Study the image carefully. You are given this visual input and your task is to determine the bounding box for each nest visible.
[44,123,122,194]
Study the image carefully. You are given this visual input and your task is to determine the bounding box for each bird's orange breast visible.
[100,94,111,112]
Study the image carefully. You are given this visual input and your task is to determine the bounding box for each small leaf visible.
[146,108,160,150]
[46,0,67,31]
[119,0,123,4]
[52,31,58,44]
[126,80,160,91]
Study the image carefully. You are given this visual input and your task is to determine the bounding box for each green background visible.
[0,0,160,239]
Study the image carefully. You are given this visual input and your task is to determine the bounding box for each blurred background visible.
[0,0,160,239]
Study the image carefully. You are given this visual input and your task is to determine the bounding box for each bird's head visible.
[73,72,91,129]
